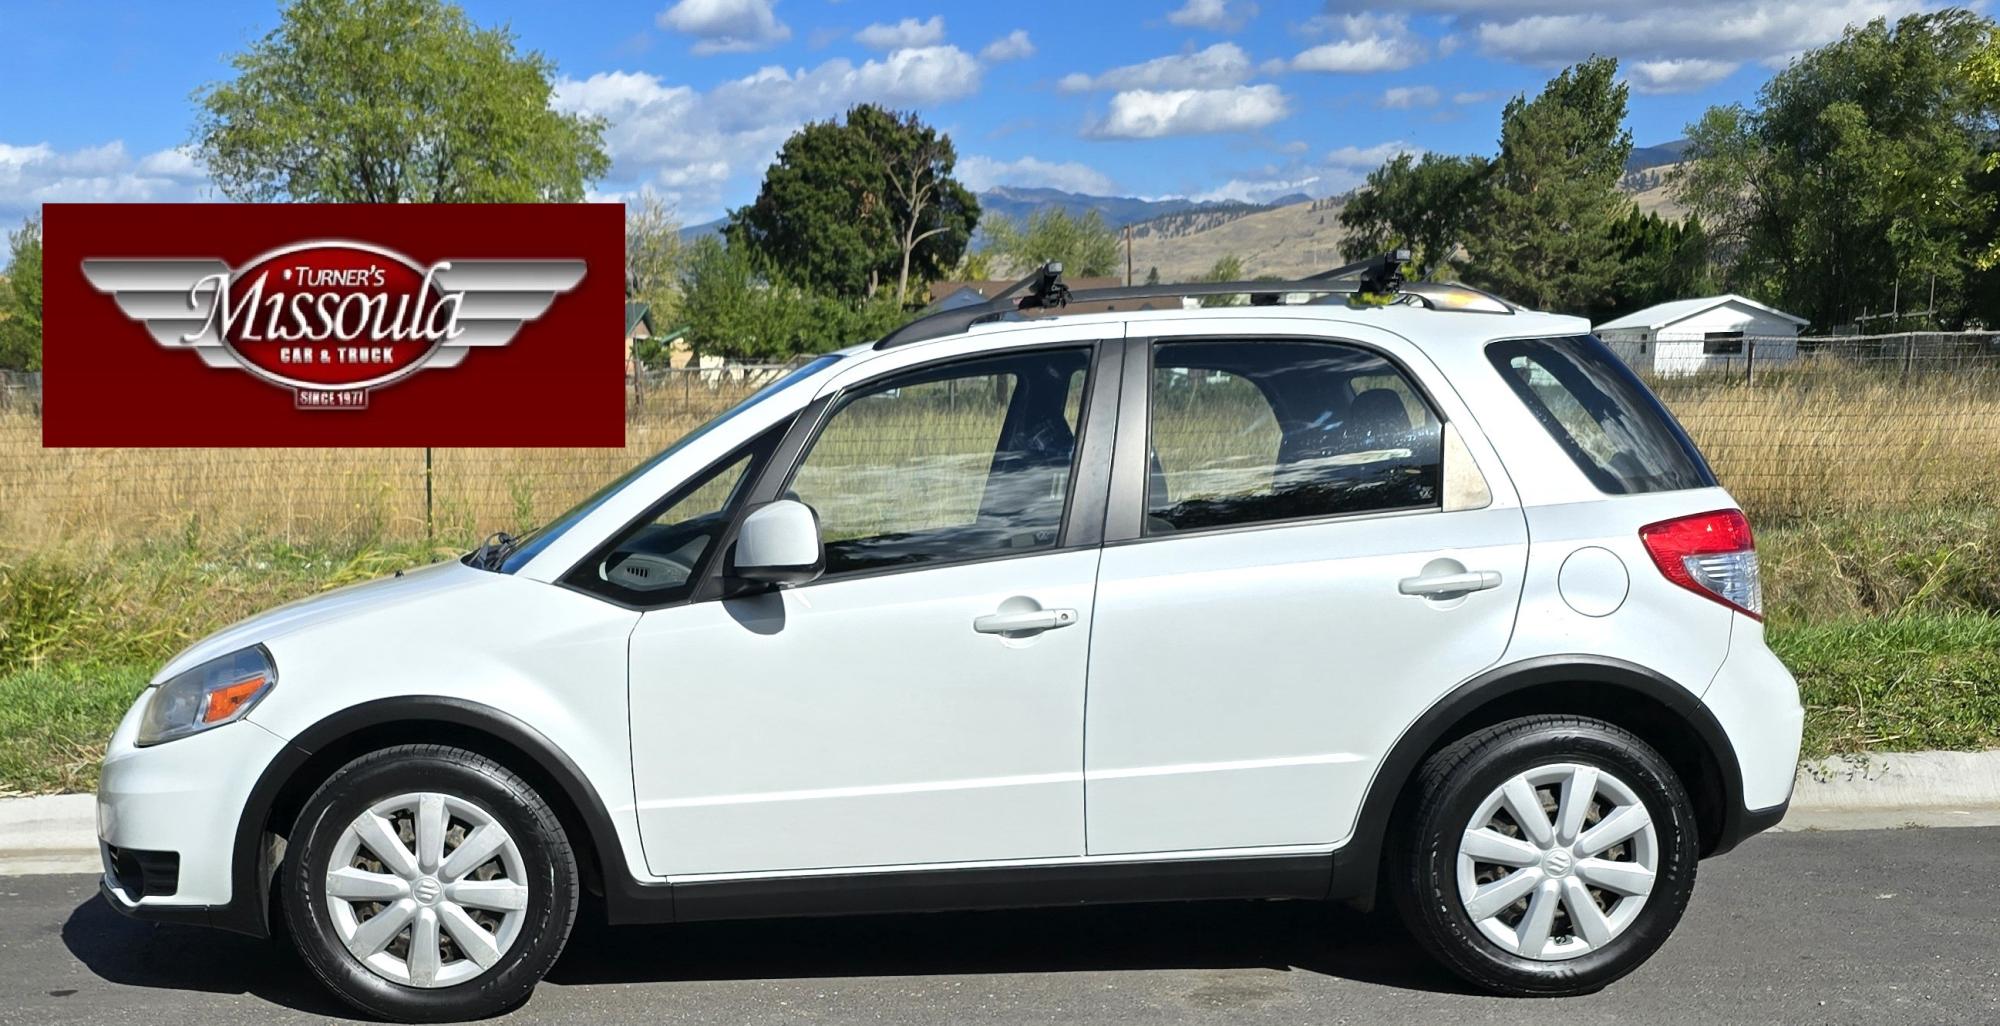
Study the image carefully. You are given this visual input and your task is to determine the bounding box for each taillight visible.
[1638,509,1762,620]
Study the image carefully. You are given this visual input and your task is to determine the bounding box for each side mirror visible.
[731,499,824,587]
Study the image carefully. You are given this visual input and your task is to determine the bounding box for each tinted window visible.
[789,348,1091,575]
[1147,339,1443,534]
[1487,335,1715,494]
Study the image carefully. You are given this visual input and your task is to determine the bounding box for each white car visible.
[97,260,1801,1021]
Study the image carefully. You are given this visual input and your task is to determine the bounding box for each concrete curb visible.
[6,751,2000,876]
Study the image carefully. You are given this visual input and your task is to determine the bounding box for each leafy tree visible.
[194,0,607,202]
[1197,254,1245,306]
[983,208,1120,277]
[1464,56,1633,312]
[1675,11,1997,328]
[1587,210,1715,322]
[625,193,685,366]
[729,105,977,303]
[1340,152,1490,277]
[1144,265,1160,285]
[678,238,905,360]
[0,218,41,372]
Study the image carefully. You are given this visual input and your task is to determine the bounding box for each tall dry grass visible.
[2,358,1997,557]
[1652,361,2000,521]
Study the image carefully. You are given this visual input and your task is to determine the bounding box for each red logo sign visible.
[44,204,623,446]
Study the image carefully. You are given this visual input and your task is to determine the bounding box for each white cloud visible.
[1381,85,1442,108]
[1166,0,1259,31]
[656,0,791,54]
[1627,58,1739,93]
[1190,141,1416,203]
[1087,84,1290,139]
[1326,141,1421,168]
[0,140,209,217]
[557,46,983,218]
[958,155,1117,195]
[854,16,945,51]
[1453,89,1502,104]
[1058,43,1254,92]
[1336,0,1937,70]
[1284,14,1427,73]
[980,29,1035,62]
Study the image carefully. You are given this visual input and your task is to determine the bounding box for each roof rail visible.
[874,250,1512,350]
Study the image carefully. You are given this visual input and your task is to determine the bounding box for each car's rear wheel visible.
[1391,715,1698,996]
[282,744,578,1022]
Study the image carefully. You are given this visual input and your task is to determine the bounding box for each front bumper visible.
[96,698,292,927]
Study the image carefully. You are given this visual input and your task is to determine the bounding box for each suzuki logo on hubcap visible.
[1543,849,1575,876]
[413,877,443,905]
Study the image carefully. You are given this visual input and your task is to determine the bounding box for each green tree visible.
[679,238,905,360]
[1464,56,1633,312]
[1197,254,1245,306]
[729,105,978,303]
[194,0,608,202]
[983,208,1120,277]
[0,218,41,372]
[1587,210,1715,322]
[1144,265,1160,285]
[626,193,685,366]
[1675,11,1997,327]
[1339,152,1490,277]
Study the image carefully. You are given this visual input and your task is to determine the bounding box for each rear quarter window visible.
[1486,336,1715,494]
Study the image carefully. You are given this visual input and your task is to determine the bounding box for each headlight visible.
[137,646,277,746]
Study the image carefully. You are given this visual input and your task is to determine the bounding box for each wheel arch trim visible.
[1328,654,1752,905]
[218,696,658,937]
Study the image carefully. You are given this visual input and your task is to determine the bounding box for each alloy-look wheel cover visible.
[1454,763,1660,961]
[324,792,531,988]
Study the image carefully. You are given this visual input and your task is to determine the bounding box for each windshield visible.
[487,355,842,573]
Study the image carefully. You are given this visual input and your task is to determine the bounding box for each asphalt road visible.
[2,827,1996,1025]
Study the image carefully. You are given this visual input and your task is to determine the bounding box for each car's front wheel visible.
[1391,715,1699,996]
[282,744,579,1022]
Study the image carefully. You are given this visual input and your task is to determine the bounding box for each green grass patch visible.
[1773,613,2000,759]
[1,509,1998,794]
[0,662,151,796]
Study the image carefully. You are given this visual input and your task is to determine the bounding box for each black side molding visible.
[673,853,1331,923]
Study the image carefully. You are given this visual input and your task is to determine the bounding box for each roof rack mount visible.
[875,250,1512,350]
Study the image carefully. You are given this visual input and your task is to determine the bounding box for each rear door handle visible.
[973,608,1078,635]
[1398,570,1502,597]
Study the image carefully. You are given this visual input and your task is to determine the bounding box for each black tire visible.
[282,744,579,1022]
[1390,715,1698,996]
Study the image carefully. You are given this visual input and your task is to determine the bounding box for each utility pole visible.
[1124,225,1133,287]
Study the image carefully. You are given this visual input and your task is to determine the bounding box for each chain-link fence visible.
[3,333,1997,554]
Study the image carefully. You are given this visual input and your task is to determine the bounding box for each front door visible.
[627,344,1107,876]
[1084,332,1529,855]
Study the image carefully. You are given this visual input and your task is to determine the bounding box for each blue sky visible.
[0,0,1967,224]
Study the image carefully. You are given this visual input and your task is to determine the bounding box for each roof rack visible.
[874,250,1514,350]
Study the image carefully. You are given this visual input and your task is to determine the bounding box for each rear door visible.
[1083,321,1529,855]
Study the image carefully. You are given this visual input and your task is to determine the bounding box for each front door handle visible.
[973,608,1078,635]
[1398,570,1502,598]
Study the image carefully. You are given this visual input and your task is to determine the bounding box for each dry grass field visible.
[2,355,1999,792]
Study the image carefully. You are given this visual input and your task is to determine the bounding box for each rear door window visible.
[1487,336,1715,494]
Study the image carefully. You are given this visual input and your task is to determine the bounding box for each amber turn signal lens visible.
[202,675,268,723]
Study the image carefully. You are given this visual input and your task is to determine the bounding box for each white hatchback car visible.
[97,261,1801,1021]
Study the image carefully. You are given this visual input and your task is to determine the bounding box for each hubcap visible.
[324,792,530,988]
[1455,763,1659,961]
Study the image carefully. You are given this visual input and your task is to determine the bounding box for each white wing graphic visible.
[428,260,587,369]
[81,256,588,375]
[80,259,239,368]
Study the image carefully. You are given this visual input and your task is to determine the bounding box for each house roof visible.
[1596,294,1809,332]
[625,301,654,338]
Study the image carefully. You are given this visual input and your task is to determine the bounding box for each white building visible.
[1595,295,1809,377]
